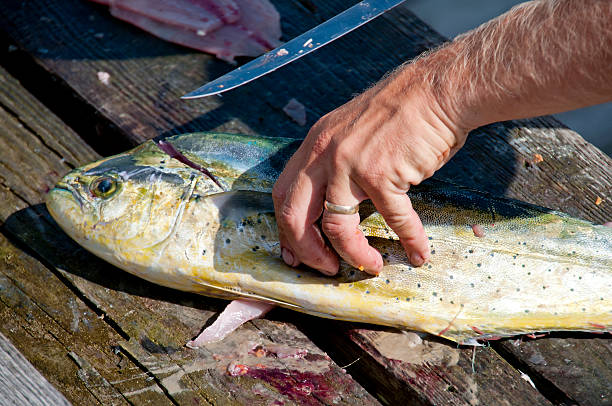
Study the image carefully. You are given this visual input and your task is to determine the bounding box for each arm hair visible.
[414,0,612,129]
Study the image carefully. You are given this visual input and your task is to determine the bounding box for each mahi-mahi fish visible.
[46,132,612,346]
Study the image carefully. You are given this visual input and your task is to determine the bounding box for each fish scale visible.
[46,132,612,345]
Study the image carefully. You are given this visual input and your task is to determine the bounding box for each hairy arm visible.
[419,0,612,130]
[273,0,612,276]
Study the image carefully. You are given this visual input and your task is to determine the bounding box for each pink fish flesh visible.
[90,0,282,62]
[186,299,275,348]
[283,98,307,126]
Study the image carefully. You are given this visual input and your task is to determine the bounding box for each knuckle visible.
[310,130,333,156]
[276,203,301,233]
[271,183,286,203]
[359,168,387,190]
[321,219,342,238]
[334,142,353,163]
[422,169,435,180]
[279,204,298,223]
[436,147,451,163]
[384,214,414,235]
[321,219,354,242]
[330,151,345,173]
[403,168,427,185]
[388,165,420,190]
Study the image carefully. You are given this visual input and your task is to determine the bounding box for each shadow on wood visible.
[1,204,228,315]
[1,204,381,405]
[4,203,605,406]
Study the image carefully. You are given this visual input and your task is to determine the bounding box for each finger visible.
[273,170,305,268]
[273,169,339,275]
[322,180,383,275]
[369,189,430,266]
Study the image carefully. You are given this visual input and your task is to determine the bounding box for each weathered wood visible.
[0,67,180,404]
[0,234,171,405]
[0,331,71,406]
[3,203,379,406]
[2,0,438,146]
[285,314,552,406]
[0,65,378,404]
[350,329,548,406]
[1,0,611,404]
[439,120,612,223]
[497,337,612,405]
[0,65,99,213]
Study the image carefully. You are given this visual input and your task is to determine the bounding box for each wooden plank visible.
[496,337,612,405]
[2,0,611,404]
[0,331,71,406]
[284,314,552,406]
[0,235,170,405]
[0,65,378,405]
[1,0,436,146]
[3,204,379,406]
[0,66,181,404]
[0,65,99,211]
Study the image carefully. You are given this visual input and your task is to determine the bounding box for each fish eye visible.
[90,177,118,198]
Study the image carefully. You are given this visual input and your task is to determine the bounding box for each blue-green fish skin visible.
[46,132,612,345]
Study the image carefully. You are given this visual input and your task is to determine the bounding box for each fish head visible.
[47,133,306,292]
[46,140,223,268]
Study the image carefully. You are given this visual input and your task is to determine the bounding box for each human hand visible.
[272,63,470,275]
[275,0,612,276]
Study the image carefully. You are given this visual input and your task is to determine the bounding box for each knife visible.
[181,0,407,99]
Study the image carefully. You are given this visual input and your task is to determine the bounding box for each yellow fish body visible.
[46,132,612,344]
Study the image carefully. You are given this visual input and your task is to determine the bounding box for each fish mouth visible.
[48,180,86,211]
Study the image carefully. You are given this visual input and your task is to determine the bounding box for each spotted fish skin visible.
[46,132,612,344]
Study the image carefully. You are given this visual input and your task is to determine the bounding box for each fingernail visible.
[410,253,425,267]
[281,247,295,266]
[369,265,382,276]
[358,263,381,276]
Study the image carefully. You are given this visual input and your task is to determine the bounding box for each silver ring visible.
[324,200,359,215]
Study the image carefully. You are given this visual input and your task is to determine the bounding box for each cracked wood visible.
[1,0,611,404]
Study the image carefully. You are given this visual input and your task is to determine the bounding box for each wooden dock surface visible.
[1,1,611,404]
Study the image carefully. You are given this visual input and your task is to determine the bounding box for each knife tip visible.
[181,86,227,99]
[181,91,204,100]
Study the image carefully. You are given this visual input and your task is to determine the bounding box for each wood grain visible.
[287,315,552,406]
[0,234,170,405]
[3,203,380,406]
[0,65,99,218]
[1,0,611,404]
[497,337,612,405]
[0,65,377,405]
[0,331,71,406]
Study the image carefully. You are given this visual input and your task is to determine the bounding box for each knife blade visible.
[181,0,407,99]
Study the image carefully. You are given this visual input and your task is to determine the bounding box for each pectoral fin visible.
[187,299,276,348]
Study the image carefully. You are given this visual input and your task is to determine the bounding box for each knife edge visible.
[182,0,407,99]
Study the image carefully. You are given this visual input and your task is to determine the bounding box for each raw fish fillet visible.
[91,0,282,62]
[186,299,275,348]
[283,98,307,126]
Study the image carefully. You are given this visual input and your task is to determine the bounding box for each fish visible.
[46,132,612,346]
[90,0,282,62]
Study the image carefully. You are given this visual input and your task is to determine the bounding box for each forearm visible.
[272,0,612,274]
[409,0,612,130]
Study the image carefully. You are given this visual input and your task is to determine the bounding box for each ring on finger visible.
[324,200,359,215]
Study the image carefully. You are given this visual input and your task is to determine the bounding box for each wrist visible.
[386,46,473,142]
[411,44,480,133]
